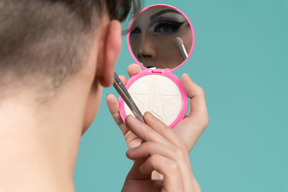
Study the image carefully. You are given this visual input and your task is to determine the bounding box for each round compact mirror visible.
[128,4,194,69]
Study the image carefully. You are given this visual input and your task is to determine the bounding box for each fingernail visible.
[126,115,139,123]
[144,111,152,117]
[145,111,157,120]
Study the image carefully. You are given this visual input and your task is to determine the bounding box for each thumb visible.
[181,73,208,125]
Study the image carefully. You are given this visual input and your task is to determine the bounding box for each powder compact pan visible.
[119,4,195,128]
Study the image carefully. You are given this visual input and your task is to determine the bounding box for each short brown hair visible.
[0,0,141,100]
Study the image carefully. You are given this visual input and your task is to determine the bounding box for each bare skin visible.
[0,15,121,192]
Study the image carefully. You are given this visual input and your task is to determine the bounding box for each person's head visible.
[129,5,192,69]
[0,0,141,132]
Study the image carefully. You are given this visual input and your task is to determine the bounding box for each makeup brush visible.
[113,72,145,123]
[174,37,188,60]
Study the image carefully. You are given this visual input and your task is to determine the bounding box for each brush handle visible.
[113,72,145,123]
[178,44,188,60]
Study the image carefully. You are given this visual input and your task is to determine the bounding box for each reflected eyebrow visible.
[150,9,181,20]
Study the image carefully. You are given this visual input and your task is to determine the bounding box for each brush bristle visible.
[174,37,184,45]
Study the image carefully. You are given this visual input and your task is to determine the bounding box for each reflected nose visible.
[137,33,156,60]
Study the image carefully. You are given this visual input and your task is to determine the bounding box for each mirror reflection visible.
[128,5,193,69]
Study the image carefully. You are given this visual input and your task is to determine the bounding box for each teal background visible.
[74,0,288,191]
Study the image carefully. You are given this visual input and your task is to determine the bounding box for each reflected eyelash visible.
[153,21,185,33]
[130,21,185,36]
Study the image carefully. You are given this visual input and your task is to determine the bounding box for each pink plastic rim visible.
[127,4,195,72]
[119,69,188,128]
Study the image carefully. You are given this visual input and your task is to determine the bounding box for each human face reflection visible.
[129,6,193,69]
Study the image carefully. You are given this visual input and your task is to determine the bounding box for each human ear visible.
[96,20,122,87]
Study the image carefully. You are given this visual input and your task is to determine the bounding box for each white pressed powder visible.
[124,74,182,125]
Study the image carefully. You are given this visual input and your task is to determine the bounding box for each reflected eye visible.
[153,21,185,34]
[131,27,141,36]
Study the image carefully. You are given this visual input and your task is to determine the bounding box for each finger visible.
[119,75,127,85]
[106,94,128,135]
[123,179,162,192]
[126,142,171,160]
[181,74,209,130]
[127,63,142,77]
[126,142,189,163]
[181,74,208,120]
[139,155,182,192]
[144,112,186,149]
[125,115,169,145]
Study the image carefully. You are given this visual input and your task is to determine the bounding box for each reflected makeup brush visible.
[174,37,188,60]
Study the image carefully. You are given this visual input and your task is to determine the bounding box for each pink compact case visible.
[119,4,195,128]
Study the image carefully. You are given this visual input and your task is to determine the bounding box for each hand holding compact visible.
[107,64,207,191]
[107,64,208,152]
[122,112,197,192]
